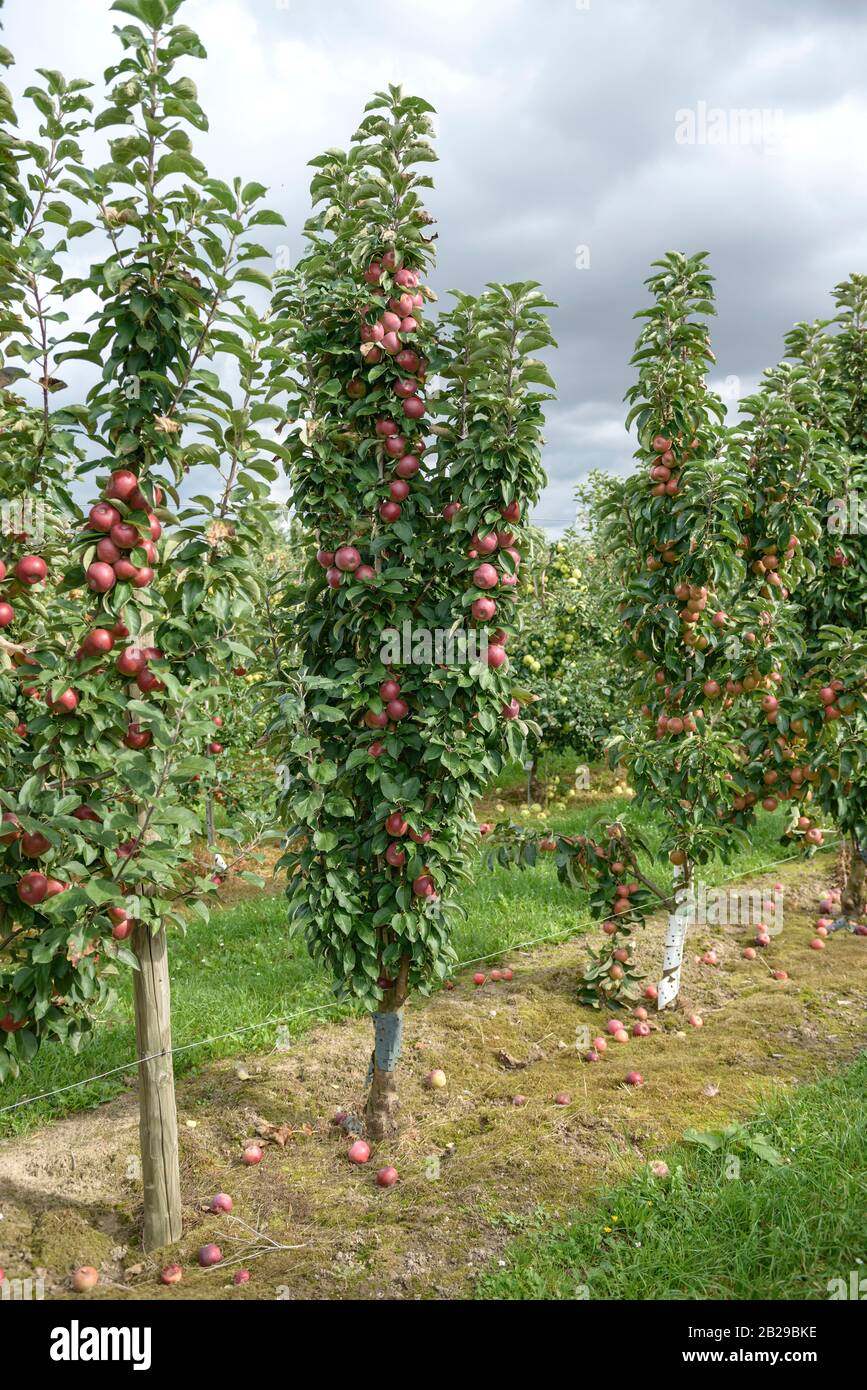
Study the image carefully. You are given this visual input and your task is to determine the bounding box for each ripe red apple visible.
[0,602,13,627]
[83,627,115,657]
[123,724,152,750]
[210,1193,233,1213]
[316,548,335,569]
[208,742,223,755]
[0,812,21,843]
[86,561,116,593]
[109,521,140,551]
[633,1021,651,1037]
[473,972,486,986]
[396,454,420,480]
[88,502,121,532]
[386,697,409,720]
[14,555,47,585]
[472,596,497,621]
[605,1018,622,1036]
[701,950,718,966]
[233,1269,251,1285]
[197,1244,222,1268]
[71,1266,100,1292]
[634,1006,648,1021]
[584,1048,601,1062]
[348,1139,370,1165]
[335,545,361,572]
[106,469,139,502]
[485,644,506,668]
[116,646,147,676]
[688,1014,703,1028]
[408,828,432,845]
[625,1071,644,1087]
[385,811,408,837]
[21,830,50,857]
[501,699,520,720]
[412,873,434,897]
[325,567,342,589]
[500,501,520,522]
[131,565,153,589]
[742,946,757,959]
[379,679,401,701]
[242,1143,263,1165]
[385,842,406,868]
[112,921,133,941]
[402,396,425,420]
[160,1263,183,1285]
[376,1166,399,1187]
[442,500,460,520]
[809,937,825,950]
[473,563,498,590]
[554,1092,571,1106]
[356,564,376,583]
[389,478,410,502]
[773,970,788,981]
[368,741,385,758]
[614,1029,629,1043]
[365,709,388,729]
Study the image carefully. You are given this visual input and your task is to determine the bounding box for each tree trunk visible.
[528,756,544,804]
[365,957,409,1140]
[840,837,866,927]
[132,920,182,1250]
[205,792,216,848]
[657,861,690,1009]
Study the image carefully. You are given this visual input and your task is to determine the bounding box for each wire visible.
[0,841,838,1116]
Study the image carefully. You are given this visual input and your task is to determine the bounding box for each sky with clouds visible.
[5,0,867,532]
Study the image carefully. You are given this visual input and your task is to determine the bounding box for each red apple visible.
[385,811,408,836]
[473,563,498,590]
[197,1244,222,1268]
[335,546,361,573]
[625,1071,644,1086]
[86,561,116,593]
[348,1140,370,1165]
[385,842,406,868]
[88,502,121,532]
[71,1266,100,1292]
[242,1143,263,1165]
[14,555,47,585]
[473,972,486,986]
[106,469,139,502]
[209,1193,233,1213]
[554,1092,571,1106]
[21,830,51,857]
[116,646,147,676]
[160,1263,183,1285]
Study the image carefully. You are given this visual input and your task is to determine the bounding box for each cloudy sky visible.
[6,0,867,532]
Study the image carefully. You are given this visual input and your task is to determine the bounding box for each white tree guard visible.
[657,864,691,1010]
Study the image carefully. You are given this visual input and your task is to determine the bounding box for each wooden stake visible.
[133,919,182,1250]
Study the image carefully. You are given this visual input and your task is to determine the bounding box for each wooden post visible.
[132,920,182,1250]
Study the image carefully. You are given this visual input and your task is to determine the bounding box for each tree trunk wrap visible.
[364,959,408,1139]
[657,862,690,1010]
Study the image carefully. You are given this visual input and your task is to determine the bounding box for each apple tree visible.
[272,88,554,1135]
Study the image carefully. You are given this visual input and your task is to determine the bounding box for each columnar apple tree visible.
[1,0,283,1247]
[745,279,867,927]
[273,88,554,1135]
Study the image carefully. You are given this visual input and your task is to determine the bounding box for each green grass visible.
[477,1054,867,1300]
[0,788,800,1137]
